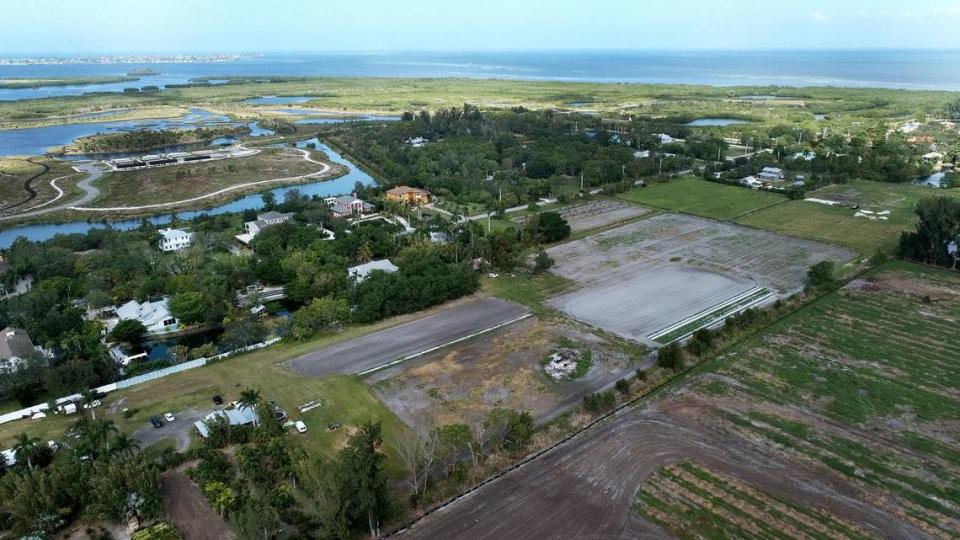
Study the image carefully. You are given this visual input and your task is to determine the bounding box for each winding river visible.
[0,138,377,248]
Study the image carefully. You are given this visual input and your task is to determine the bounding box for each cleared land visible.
[546,214,854,344]
[83,147,340,212]
[618,177,786,220]
[286,297,529,377]
[737,180,960,254]
[402,262,957,540]
[513,199,651,232]
[161,468,234,540]
[369,317,648,432]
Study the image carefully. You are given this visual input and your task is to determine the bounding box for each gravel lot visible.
[546,214,854,344]
[286,298,529,377]
[133,407,205,452]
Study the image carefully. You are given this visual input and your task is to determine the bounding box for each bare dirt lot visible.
[399,399,926,540]
[368,317,650,432]
[546,213,854,344]
[286,297,529,377]
[400,263,959,540]
[162,467,234,540]
[514,199,651,232]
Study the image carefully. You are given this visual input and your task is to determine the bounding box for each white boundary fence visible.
[0,337,282,426]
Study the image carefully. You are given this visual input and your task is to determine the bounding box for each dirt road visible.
[286,298,530,377]
[398,401,929,540]
[161,468,233,540]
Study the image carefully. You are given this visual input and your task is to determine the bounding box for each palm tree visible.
[237,388,261,410]
[87,419,119,456]
[80,389,98,421]
[13,432,42,470]
[111,433,140,457]
[237,388,262,427]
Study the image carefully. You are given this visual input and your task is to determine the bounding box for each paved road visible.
[0,161,102,222]
[286,297,529,377]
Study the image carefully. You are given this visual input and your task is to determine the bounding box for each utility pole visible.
[580,172,584,192]
[658,156,663,176]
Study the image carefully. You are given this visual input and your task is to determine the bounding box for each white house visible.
[158,228,192,252]
[194,407,260,438]
[633,150,651,159]
[653,133,674,144]
[792,152,816,161]
[758,167,784,182]
[112,298,178,334]
[347,259,399,283]
[236,211,295,244]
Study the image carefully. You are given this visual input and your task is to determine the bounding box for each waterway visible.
[0,138,377,248]
[685,118,750,127]
[4,50,960,96]
[0,108,243,156]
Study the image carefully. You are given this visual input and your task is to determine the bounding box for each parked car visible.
[294,421,308,434]
[82,399,102,409]
[212,395,224,405]
[327,422,341,431]
[164,412,175,422]
[149,417,163,429]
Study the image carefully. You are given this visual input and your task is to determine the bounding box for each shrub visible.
[614,378,631,395]
[656,343,684,371]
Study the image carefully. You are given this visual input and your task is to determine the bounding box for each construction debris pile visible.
[544,348,583,380]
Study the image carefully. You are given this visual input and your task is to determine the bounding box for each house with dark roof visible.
[0,327,41,372]
[325,194,375,218]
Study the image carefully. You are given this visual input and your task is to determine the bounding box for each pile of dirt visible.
[544,348,582,380]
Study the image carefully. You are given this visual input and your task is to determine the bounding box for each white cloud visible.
[809,10,830,23]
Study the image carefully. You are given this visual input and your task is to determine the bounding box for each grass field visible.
[0,315,423,464]
[618,177,786,220]
[85,147,340,210]
[2,79,957,133]
[737,180,960,255]
[636,261,960,537]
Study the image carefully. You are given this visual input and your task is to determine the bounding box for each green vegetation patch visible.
[618,177,785,220]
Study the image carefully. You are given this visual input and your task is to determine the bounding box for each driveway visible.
[132,407,206,452]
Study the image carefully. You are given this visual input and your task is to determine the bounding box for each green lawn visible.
[737,180,960,255]
[0,315,417,462]
[618,177,786,220]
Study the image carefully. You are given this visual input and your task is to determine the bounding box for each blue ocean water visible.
[1,50,959,101]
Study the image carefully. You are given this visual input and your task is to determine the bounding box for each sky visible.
[1,0,960,55]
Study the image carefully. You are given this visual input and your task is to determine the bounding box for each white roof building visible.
[758,167,784,181]
[237,211,295,245]
[114,298,178,334]
[654,133,674,144]
[347,259,399,283]
[158,228,192,252]
[194,407,260,438]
